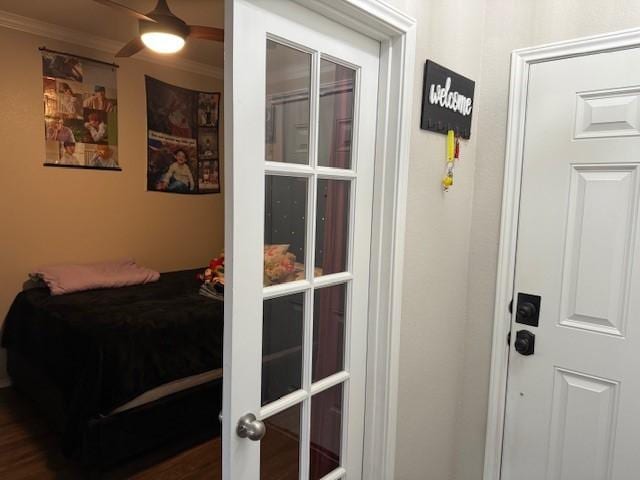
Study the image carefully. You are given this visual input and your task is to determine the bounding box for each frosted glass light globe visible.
[141,32,185,54]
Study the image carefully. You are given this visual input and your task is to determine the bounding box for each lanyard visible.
[442,130,460,192]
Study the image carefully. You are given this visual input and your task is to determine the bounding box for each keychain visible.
[442,130,460,192]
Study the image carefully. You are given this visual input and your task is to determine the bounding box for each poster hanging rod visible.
[39,46,119,69]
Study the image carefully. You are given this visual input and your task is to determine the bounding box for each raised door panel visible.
[546,368,619,480]
[575,88,640,139]
[560,164,639,336]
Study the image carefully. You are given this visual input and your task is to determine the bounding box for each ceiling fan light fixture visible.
[141,31,185,54]
[97,0,223,58]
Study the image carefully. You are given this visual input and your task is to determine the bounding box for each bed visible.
[1,268,224,467]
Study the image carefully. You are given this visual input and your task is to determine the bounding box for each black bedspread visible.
[1,269,223,453]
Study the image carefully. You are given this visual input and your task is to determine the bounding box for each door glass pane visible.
[318,59,355,169]
[265,176,307,286]
[310,384,343,479]
[261,403,302,480]
[315,179,350,276]
[262,293,304,405]
[266,40,311,165]
[312,284,346,382]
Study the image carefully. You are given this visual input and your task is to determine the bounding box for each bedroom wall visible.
[0,26,224,384]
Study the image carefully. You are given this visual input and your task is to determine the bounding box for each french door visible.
[223,1,380,479]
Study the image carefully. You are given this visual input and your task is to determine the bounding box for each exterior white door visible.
[502,47,640,479]
[223,1,379,479]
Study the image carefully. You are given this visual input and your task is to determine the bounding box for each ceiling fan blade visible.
[115,37,145,58]
[188,25,224,42]
[93,0,157,23]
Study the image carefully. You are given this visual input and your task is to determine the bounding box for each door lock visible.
[515,293,541,327]
[514,330,535,356]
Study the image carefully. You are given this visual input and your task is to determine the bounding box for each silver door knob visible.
[237,413,266,441]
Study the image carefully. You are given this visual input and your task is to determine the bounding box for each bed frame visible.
[8,348,222,468]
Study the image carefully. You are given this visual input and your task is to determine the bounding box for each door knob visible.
[514,330,535,356]
[237,413,266,441]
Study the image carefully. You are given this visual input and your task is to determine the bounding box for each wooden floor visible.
[0,388,298,480]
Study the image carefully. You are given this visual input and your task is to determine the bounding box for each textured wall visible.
[0,27,224,384]
[385,1,487,479]
[387,0,640,479]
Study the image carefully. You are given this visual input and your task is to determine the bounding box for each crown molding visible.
[0,9,223,79]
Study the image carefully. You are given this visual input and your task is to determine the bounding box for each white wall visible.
[386,0,640,479]
[385,1,486,478]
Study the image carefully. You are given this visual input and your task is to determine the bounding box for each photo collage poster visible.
[42,51,119,170]
[145,76,220,194]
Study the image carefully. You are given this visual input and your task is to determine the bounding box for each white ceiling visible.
[0,0,224,67]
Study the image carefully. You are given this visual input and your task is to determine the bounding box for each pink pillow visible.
[32,258,160,295]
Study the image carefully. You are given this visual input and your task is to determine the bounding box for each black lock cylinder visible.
[514,330,535,356]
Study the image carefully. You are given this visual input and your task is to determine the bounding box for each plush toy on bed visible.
[263,244,297,286]
[198,253,225,298]
[198,246,321,298]
[198,254,224,283]
[263,244,322,285]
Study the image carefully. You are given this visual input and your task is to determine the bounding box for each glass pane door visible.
[223,2,379,479]
[260,37,358,480]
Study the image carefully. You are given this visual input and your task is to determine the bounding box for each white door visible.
[223,1,379,479]
[502,48,640,479]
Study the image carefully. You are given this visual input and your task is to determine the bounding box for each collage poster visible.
[146,76,220,194]
[42,51,119,170]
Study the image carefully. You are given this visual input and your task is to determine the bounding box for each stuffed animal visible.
[198,252,224,283]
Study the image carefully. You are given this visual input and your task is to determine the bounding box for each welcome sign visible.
[420,60,475,139]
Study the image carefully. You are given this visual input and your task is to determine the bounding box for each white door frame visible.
[483,27,640,480]
[223,1,416,479]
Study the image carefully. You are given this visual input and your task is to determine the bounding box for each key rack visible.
[420,60,475,139]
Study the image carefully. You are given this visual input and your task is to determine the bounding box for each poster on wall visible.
[145,76,221,194]
[41,48,120,170]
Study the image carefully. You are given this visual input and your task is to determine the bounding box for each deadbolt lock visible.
[515,293,541,327]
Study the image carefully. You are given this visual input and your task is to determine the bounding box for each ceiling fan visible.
[93,0,224,57]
